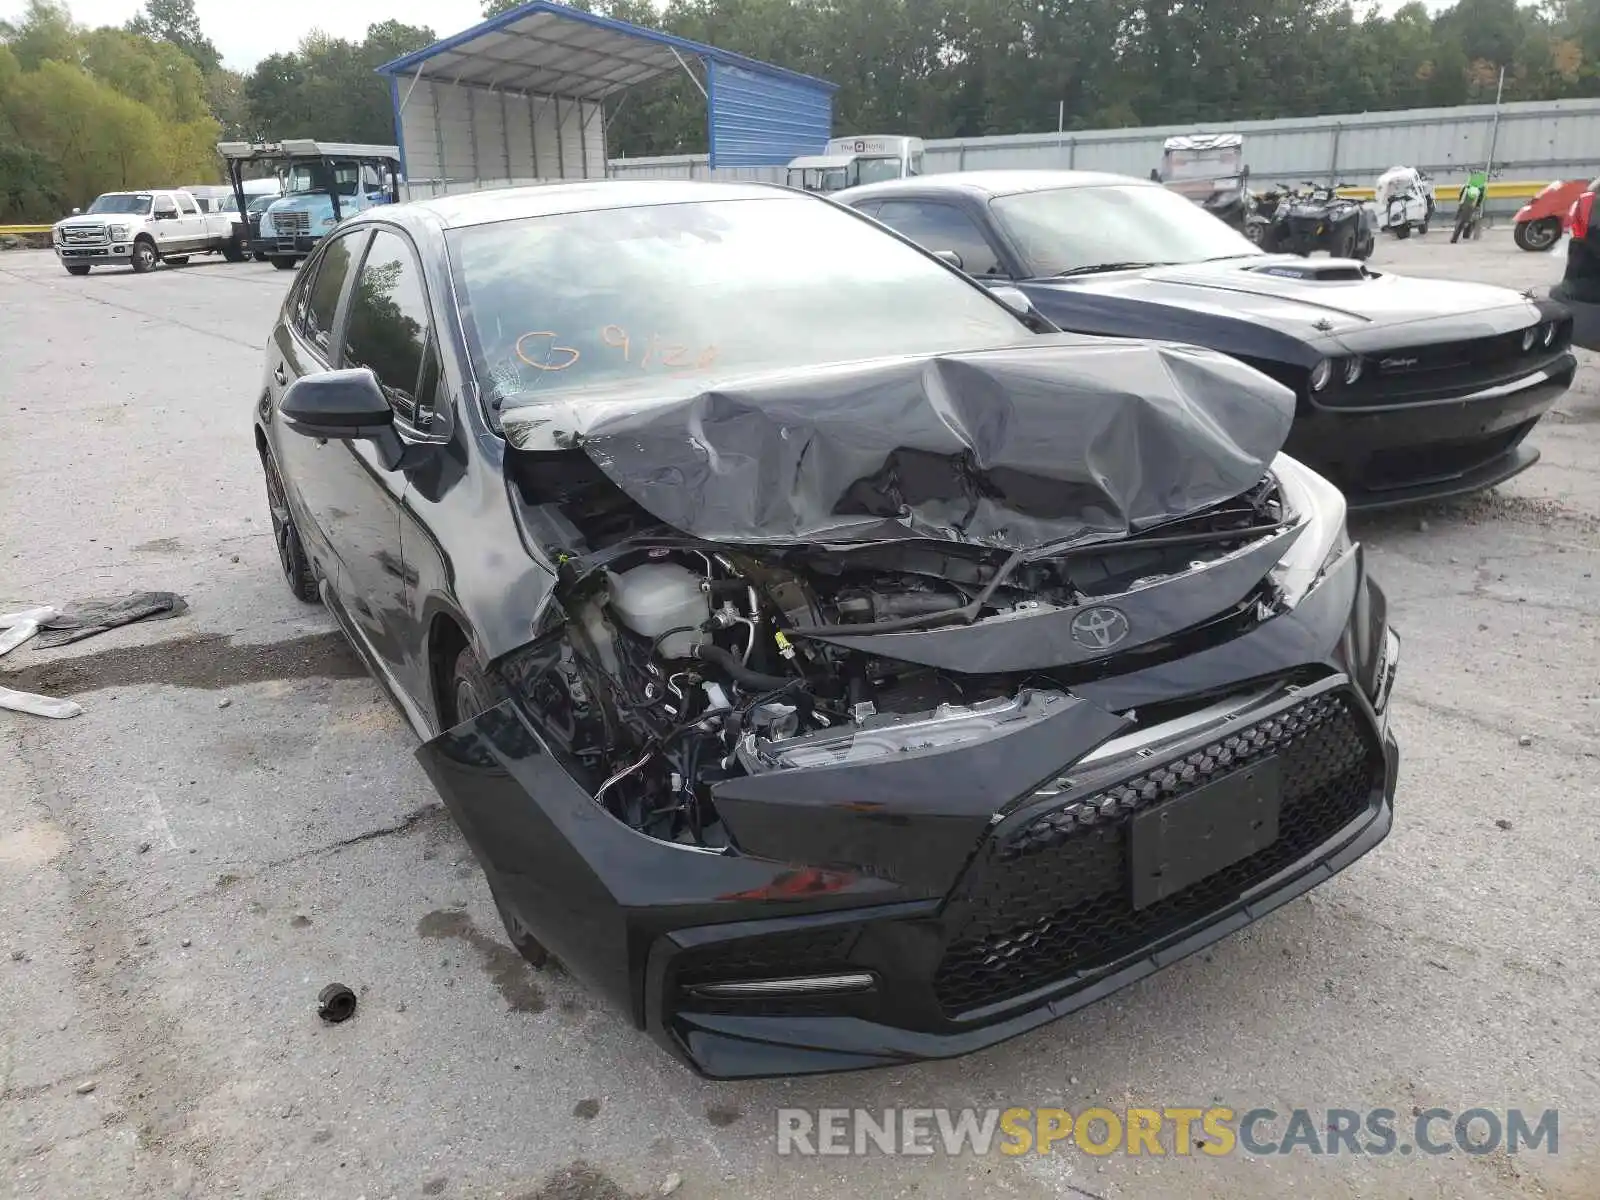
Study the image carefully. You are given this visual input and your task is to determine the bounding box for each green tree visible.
[126,0,220,74]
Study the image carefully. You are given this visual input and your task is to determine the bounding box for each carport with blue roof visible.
[376,1,836,196]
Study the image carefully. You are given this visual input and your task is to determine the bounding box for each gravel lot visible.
[3,229,1598,1200]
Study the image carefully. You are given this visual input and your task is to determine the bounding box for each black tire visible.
[1392,223,1411,240]
[252,251,268,263]
[447,646,506,728]
[260,451,320,604]
[164,255,189,266]
[130,238,157,273]
[64,264,91,276]
[1334,227,1357,258]
[1514,218,1561,251]
[222,240,246,263]
[1419,216,1430,235]
[1355,233,1375,260]
[270,256,298,271]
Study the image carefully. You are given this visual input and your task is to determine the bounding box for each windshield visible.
[787,166,852,192]
[990,184,1260,277]
[450,195,1029,410]
[285,162,361,197]
[854,155,904,185]
[86,194,152,215]
[1161,146,1243,182]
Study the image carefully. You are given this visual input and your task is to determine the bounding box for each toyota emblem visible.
[1070,606,1131,651]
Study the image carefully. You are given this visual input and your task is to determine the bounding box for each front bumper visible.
[416,549,1401,1078]
[56,244,132,261]
[1285,353,1576,507]
[249,233,322,257]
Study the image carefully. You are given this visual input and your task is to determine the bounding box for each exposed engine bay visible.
[503,450,1299,850]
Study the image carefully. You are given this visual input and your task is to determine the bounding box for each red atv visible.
[1513,179,1591,251]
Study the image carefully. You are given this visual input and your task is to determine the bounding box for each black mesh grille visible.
[933,689,1381,1016]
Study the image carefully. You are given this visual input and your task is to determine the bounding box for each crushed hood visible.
[1029,257,1542,339]
[501,336,1294,551]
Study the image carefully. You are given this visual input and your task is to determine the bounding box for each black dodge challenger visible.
[836,170,1577,509]
[256,181,1400,1077]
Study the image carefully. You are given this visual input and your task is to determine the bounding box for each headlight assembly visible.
[1343,357,1363,385]
[1309,358,1334,391]
[1521,326,1538,352]
[109,224,129,241]
[1542,321,1557,347]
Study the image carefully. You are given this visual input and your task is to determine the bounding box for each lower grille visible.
[1361,419,1537,490]
[933,688,1382,1015]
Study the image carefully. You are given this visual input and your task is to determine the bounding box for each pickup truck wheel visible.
[261,451,320,605]
[130,238,157,273]
[64,264,91,276]
[252,252,268,263]
[164,255,190,266]
[222,239,246,263]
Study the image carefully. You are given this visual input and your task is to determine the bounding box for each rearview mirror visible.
[281,369,393,440]
[932,248,965,271]
[988,285,1036,318]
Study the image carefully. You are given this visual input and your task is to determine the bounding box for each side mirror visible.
[989,285,1036,318]
[932,248,965,271]
[281,369,393,440]
[70,207,82,216]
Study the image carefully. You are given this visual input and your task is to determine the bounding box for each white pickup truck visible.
[52,189,245,275]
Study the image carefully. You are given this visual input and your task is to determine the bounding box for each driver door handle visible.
[273,364,288,385]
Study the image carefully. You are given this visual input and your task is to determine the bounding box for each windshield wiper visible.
[1055,261,1170,277]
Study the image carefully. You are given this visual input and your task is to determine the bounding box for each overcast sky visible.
[7,0,1454,73]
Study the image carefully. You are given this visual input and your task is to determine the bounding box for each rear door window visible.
[339,228,435,428]
[873,200,1006,277]
[177,194,199,215]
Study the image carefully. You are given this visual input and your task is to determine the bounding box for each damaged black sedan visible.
[254,181,1400,1078]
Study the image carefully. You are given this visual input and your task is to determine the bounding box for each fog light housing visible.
[1521,326,1538,351]
[1343,357,1363,385]
[1309,358,1334,391]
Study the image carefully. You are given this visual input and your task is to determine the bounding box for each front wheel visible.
[1334,227,1358,258]
[260,451,320,604]
[130,239,157,273]
[64,263,91,276]
[270,256,297,271]
[222,240,246,263]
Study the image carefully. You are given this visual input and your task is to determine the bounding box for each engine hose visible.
[691,643,797,691]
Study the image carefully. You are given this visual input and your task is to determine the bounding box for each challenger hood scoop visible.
[1241,260,1372,283]
[501,336,1295,552]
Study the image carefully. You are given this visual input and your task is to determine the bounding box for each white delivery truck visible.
[786,135,926,193]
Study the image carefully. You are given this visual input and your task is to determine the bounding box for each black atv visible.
[1269,181,1376,259]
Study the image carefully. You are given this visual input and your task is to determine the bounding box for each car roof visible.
[836,170,1152,202]
[402,179,795,230]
